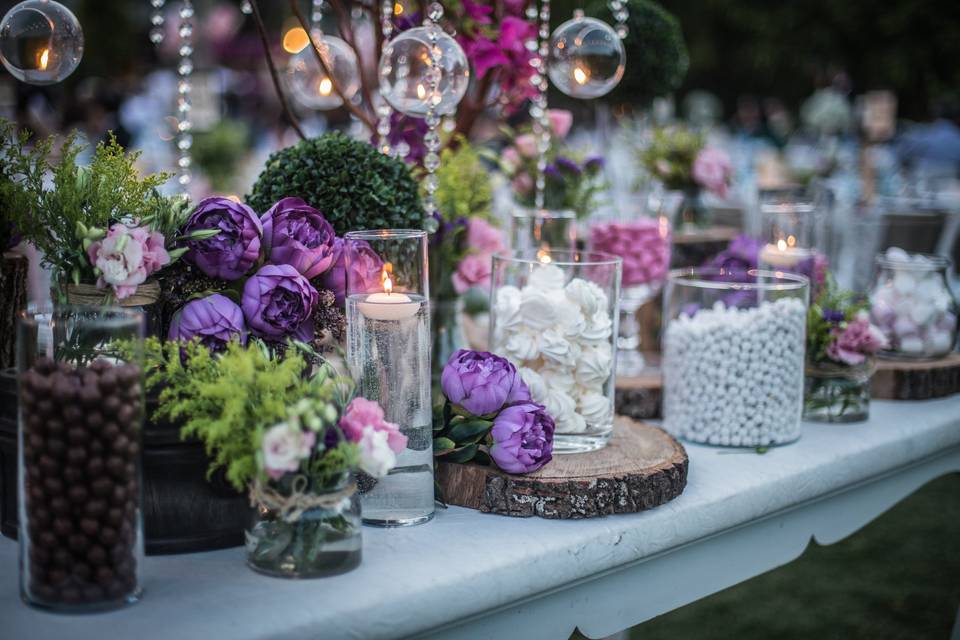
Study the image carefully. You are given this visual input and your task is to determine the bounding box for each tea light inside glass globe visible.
[286,33,360,110]
[0,0,83,85]
[378,26,469,117]
[548,15,625,99]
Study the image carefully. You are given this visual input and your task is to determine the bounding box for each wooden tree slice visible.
[871,353,960,400]
[436,417,687,519]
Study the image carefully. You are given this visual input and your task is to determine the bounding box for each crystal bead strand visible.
[526,0,551,209]
[420,1,445,217]
[375,0,395,155]
[311,0,324,26]
[176,0,194,188]
[149,0,166,45]
[240,0,252,15]
[608,0,629,39]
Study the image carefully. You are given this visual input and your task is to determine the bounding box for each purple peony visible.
[320,237,385,306]
[489,402,554,474]
[168,293,247,351]
[703,234,762,276]
[441,349,531,417]
[182,197,262,281]
[241,264,319,341]
[261,197,337,279]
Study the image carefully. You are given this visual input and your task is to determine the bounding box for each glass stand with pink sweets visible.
[590,215,672,376]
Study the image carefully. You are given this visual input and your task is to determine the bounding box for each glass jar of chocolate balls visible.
[17,306,145,612]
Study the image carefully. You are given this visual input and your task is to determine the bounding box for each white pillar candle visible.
[759,241,813,269]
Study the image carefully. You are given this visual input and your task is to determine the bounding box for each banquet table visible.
[2,397,959,640]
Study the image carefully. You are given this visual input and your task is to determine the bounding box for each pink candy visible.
[590,219,671,287]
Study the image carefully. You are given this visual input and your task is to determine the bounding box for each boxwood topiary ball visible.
[246,132,424,236]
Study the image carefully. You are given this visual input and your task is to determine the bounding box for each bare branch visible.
[249,0,307,141]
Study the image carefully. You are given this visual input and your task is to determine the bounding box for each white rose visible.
[565,278,608,316]
[358,426,397,478]
[519,367,548,404]
[492,285,523,330]
[519,287,557,330]
[529,263,566,291]
[262,422,315,479]
[578,391,612,426]
[504,329,540,362]
[580,310,613,344]
[576,343,613,387]
[539,329,576,367]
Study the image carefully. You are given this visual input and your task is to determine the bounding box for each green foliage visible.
[589,0,688,105]
[429,141,497,300]
[806,278,869,365]
[639,126,704,191]
[0,122,176,290]
[246,132,424,235]
[432,402,493,466]
[0,120,51,250]
[192,120,250,193]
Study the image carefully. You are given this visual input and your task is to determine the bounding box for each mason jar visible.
[662,269,808,447]
[869,250,958,359]
[18,306,145,611]
[490,250,622,453]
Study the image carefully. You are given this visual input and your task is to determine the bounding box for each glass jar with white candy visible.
[662,269,809,448]
[869,248,958,359]
[489,250,622,454]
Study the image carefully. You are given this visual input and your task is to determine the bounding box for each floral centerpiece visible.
[434,350,554,475]
[804,280,888,423]
[1,124,191,306]
[496,110,606,220]
[639,126,732,227]
[139,338,403,577]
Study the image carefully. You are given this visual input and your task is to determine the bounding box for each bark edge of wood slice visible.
[436,416,687,519]
[871,352,960,400]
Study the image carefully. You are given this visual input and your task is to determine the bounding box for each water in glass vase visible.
[346,294,435,526]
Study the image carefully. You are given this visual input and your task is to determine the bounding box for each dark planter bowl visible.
[0,369,250,555]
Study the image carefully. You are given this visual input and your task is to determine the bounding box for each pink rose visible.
[452,253,493,295]
[514,134,538,158]
[502,147,521,170]
[692,148,733,199]
[826,319,889,366]
[547,109,573,139]
[466,218,504,255]
[339,397,407,454]
[261,423,316,480]
[86,223,169,300]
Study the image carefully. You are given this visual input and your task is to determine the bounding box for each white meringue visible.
[528,263,567,291]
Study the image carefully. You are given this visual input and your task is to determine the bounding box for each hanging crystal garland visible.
[240,0,252,15]
[420,1,446,217]
[608,0,629,39]
[175,0,194,188]
[311,0,324,26]
[547,7,625,99]
[149,0,166,44]
[375,0,394,156]
[525,0,551,209]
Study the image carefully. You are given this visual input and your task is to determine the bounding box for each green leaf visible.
[446,418,493,444]
[443,444,478,464]
[433,437,456,454]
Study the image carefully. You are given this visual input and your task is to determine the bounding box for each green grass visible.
[577,473,960,640]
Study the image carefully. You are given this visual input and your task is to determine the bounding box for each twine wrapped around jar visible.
[249,476,357,524]
[805,358,876,384]
[65,280,161,307]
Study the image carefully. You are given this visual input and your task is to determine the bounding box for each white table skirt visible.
[2,397,959,640]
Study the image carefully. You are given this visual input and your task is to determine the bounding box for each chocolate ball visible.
[63,466,83,484]
[87,545,107,566]
[66,447,87,465]
[85,411,103,429]
[98,369,118,394]
[67,427,89,445]
[68,485,88,504]
[67,533,89,552]
[85,499,107,519]
[87,457,105,477]
[80,518,99,537]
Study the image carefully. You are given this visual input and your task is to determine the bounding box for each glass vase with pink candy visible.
[589,213,672,375]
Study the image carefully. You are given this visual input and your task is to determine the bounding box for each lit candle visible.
[759,238,813,269]
[357,269,421,321]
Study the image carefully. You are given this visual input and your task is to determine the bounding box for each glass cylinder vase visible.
[589,213,671,376]
[246,476,361,578]
[662,269,809,447]
[18,306,145,612]
[869,251,958,359]
[490,250,622,453]
[509,208,577,254]
[802,361,873,423]
[757,188,827,293]
[344,230,434,527]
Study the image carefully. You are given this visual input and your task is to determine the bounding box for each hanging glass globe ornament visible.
[378,26,469,117]
[287,34,360,110]
[0,0,83,85]
[547,12,625,99]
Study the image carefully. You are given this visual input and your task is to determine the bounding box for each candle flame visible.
[777,238,787,251]
[394,1,404,14]
[38,48,49,70]
[537,245,552,264]
[786,234,796,247]
[573,65,589,85]
[318,77,333,96]
[381,264,394,294]
[416,83,427,100]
